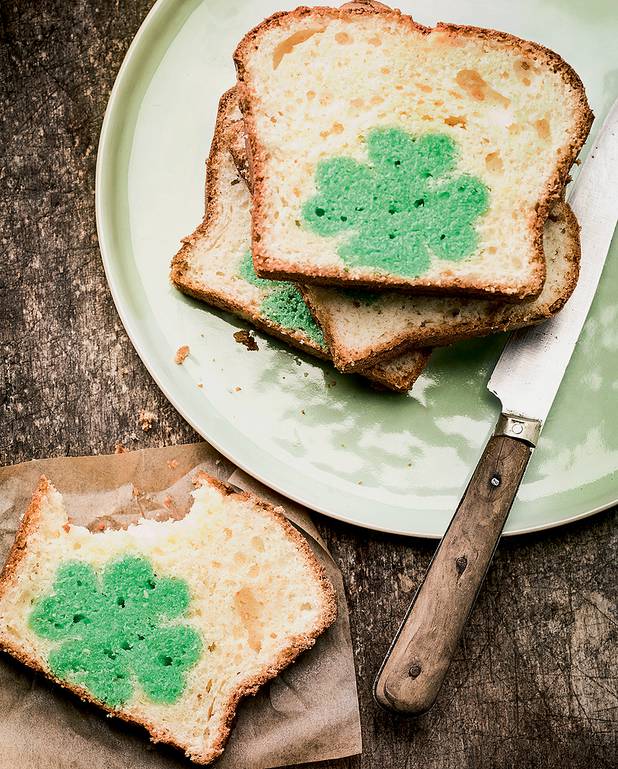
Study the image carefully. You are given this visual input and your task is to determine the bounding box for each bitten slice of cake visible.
[234,1,592,298]
[171,89,431,392]
[0,475,337,765]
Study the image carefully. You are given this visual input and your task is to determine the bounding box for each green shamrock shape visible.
[29,555,202,707]
[302,128,489,277]
[239,250,325,346]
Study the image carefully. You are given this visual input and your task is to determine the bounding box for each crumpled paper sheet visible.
[0,443,362,769]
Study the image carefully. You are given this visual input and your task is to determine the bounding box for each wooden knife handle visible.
[374,431,533,715]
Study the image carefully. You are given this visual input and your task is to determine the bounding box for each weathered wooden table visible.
[1,2,616,767]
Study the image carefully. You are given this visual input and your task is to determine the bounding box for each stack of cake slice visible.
[172,1,592,392]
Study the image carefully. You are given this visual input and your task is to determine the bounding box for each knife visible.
[374,97,618,716]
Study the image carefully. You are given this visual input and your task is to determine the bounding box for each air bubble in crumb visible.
[138,410,157,431]
[175,345,190,364]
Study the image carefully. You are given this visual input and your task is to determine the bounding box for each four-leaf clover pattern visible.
[303,128,489,277]
[29,555,202,707]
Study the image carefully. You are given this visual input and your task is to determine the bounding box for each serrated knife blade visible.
[488,97,618,432]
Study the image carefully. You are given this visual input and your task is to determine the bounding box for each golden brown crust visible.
[544,202,581,311]
[364,349,432,392]
[301,199,580,371]
[0,474,338,766]
[234,4,593,301]
[0,476,54,599]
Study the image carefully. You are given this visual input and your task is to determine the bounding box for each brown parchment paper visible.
[0,443,362,769]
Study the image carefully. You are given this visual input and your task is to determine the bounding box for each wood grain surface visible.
[0,2,616,767]
[376,436,533,715]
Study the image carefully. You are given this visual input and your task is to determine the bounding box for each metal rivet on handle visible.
[408,662,422,679]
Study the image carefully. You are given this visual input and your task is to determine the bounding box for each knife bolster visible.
[494,413,542,447]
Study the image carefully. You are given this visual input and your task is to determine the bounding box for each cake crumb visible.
[233,386,242,393]
[197,383,204,389]
[88,515,133,533]
[114,442,127,454]
[138,409,157,431]
[234,329,259,351]
[175,345,190,365]
[167,459,179,470]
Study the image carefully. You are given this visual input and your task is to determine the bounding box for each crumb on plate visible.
[233,329,259,351]
[175,345,190,364]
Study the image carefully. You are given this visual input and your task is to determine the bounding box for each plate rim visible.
[95,0,617,539]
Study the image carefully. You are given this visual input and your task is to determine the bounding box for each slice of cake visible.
[0,474,337,765]
[171,89,431,392]
[227,89,580,372]
[234,1,592,298]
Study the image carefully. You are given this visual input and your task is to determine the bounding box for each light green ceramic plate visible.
[96,0,618,538]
